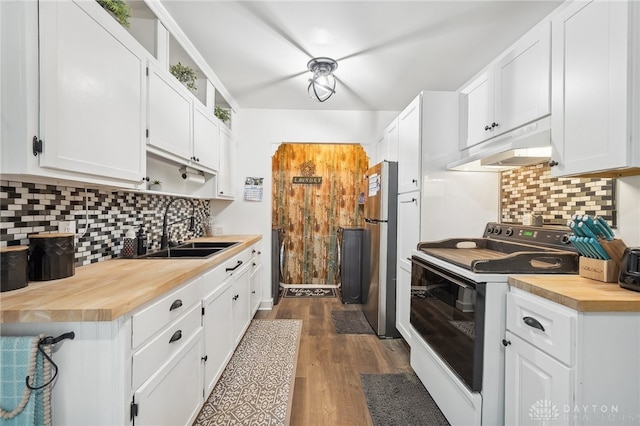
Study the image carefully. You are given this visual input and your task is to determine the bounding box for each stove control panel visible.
[483,222,575,251]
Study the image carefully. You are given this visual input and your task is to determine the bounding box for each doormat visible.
[361,372,450,426]
[193,319,302,426]
[282,287,337,298]
[331,310,374,334]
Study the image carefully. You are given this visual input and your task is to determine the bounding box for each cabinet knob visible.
[412,179,417,184]
[484,125,491,131]
[201,355,208,362]
[548,160,559,167]
[502,339,511,347]
[251,290,256,294]
[142,176,150,182]
[232,294,239,301]
[491,122,499,128]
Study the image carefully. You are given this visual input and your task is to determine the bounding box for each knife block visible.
[599,239,628,268]
[579,257,619,282]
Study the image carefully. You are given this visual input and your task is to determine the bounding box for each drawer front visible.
[222,249,251,277]
[132,302,202,389]
[132,276,202,349]
[506,290,576,365]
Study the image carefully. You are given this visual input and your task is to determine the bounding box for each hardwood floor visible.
[255,295,412,426]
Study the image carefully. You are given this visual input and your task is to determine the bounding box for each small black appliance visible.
[619,247,640,292]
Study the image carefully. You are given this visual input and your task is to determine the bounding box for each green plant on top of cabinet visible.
[550,0,640,178]
[170,62,197,92]
[96,0,130,27]
[1,0,147,188]
[214,106,231,124]
[460,21,551,150]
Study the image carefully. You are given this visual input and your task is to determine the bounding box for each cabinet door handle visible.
[522,316,545,332]
[400,198,417,204]
[169,330,182,344]
[226,260,243,272]
[169,299,183,311]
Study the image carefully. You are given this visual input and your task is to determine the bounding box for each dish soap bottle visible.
[122,227,136,258]
[136,225,148,256]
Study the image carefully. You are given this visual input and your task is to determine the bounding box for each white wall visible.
[617,176,640,247]
[211,108,398,306]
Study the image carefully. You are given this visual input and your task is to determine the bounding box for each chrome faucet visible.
[160,197,196,250]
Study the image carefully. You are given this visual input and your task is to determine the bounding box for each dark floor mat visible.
[361,372,450,426]
[331,310,374,334]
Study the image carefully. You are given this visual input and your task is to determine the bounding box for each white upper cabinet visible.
[193,102,220,172]
[550,0,640,177]
[147,61,193,163]
[397,95,421,193]
[461,71,494,149]
[1,0,147,186]
[461,22,551,150]
[381,118,399,162]
[217,126,236,198]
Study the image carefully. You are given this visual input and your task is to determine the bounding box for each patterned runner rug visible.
[282,287,337,298]
[193,319,302,426]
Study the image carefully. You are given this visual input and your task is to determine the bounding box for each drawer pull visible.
[226,260,243,272]
[169,330,182,344]
[169,299,183,311]
[523,316,545,332]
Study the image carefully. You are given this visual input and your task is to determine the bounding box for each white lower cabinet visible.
[504,331,573,425]
[202,278,233,396]
[504,288,640,426]
[250,243,264,316]
[133,315,204,426]
[0,242,261,425]
[231,264,251,346]
[395,259,412,345]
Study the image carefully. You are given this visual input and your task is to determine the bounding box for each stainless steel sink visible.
[177,241,240,249]
[135,241,240,259]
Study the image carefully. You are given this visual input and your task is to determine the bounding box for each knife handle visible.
[595,216,615,240]
[589,238,611,260]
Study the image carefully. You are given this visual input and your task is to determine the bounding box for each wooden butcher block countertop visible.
[0,235,261,323]
[508,275,640,312]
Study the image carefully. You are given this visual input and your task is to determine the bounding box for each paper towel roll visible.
[185,172,205,184]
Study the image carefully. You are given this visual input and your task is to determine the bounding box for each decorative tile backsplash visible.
[0,180,209,266]
[500,164,615,226]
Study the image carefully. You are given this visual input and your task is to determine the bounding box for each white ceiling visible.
[158,1,563,112]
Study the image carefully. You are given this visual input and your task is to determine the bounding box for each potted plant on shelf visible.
[169,62,197,92]
[96,0,131,28]
[214,106,231,124]
[148,180,162,191]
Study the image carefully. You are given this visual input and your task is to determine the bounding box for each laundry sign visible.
[293,160,322,184]
[292,176,322,184]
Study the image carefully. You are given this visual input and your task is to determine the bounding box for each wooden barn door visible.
[272,144,368,285]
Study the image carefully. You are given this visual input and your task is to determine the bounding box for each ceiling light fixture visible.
[307,57,338,102]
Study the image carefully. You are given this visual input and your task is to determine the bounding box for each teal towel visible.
[0,336,48,426]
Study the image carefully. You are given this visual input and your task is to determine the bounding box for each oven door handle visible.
[412,258,475,290]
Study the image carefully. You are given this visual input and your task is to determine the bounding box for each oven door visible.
[410,255,485,392]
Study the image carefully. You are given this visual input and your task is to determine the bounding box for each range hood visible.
[448,117,552,172]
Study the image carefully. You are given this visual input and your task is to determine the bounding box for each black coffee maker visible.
[619,247,640,292]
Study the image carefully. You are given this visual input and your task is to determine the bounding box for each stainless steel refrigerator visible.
[362,161,400,338]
